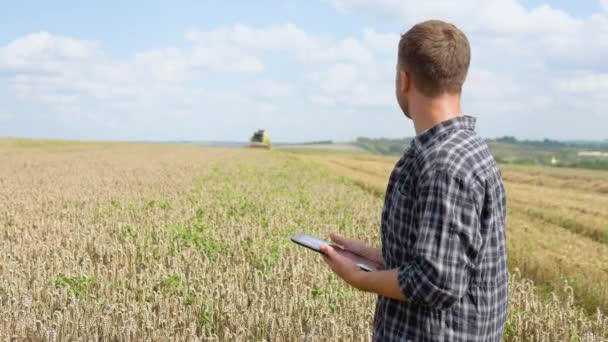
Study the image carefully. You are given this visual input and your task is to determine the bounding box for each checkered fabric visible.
[373,115,508,342]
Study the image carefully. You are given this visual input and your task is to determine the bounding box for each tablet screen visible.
[291,232,329,252]
[290,232,382,272]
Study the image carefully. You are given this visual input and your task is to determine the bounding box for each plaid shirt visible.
[373,116,508,341]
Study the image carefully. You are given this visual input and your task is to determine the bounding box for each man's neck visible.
[409,93,463,135]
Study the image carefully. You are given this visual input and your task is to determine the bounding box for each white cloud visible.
[1,6,607,141]
[0,27,272,113]
[323,0,608,140]
[0,31,100,64]
[329,0,581,34]
[362,28,400,54]
[0,25,388,141]
[322,38,373,64]
[188,45,264,74]
[0,32,102,78]
[464,68,520,100]
[558,73,608,93]
[329,0,608,70]
[186,23,374,65]
[134,38,264,77]
[0,24,388,133]
[310,63,359,93]
[307,61,394,108]
[602,0,608,12]
[186,24,314,51]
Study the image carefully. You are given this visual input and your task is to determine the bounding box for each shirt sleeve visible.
[398,170,481,310]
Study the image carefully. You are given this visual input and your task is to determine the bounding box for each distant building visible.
[578,151,608,157]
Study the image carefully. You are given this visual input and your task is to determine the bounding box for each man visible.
[319,20,508,341]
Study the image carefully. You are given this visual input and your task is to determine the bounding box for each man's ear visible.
[399,69,410,94]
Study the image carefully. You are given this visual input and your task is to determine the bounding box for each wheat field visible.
[0,140,607,341]
[298,153,608,312]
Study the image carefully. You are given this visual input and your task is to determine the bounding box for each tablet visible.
[290,232,381,272]
[290,232,331,253]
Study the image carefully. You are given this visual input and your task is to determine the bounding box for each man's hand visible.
[329,233,384,267]
[319,244,409,302]
[319,244,367,290]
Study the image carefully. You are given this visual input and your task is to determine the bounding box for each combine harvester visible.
[248,129,272,149]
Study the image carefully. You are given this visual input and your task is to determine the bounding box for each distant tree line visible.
[491,136,608,150]
[352,136,608,170]
[301,140,333,145]
[354,135,608,156]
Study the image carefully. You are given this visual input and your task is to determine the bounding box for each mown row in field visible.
[295,153,608,315]
[0,140,606,340]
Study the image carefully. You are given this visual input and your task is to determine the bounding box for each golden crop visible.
[0,140,606,341]
[295,152,608,340]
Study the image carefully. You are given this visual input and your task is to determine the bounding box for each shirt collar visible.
[410,115,476,151]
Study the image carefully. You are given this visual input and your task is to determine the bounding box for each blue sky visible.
[1,0,607,142]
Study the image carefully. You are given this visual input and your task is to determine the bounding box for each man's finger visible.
[320,247,334,266]
[320,244,336,258]
[330,233,349,247]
